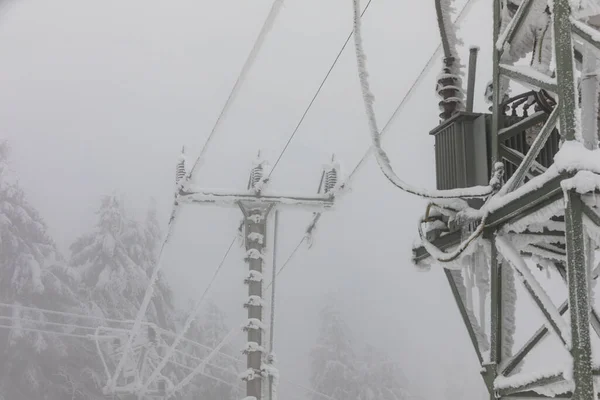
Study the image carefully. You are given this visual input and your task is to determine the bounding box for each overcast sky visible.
[0,0,572,398]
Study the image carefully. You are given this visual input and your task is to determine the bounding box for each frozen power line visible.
[187,0,285,181]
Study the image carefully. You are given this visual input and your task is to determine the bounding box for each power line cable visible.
[351,0,501,200]
[187,0,285,181]
[266,0,374,180]
[139,237,237,395]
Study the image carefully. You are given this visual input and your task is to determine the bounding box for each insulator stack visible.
[436,57,464,121]
[324,167,338,194]
[249,164,264,189]
[175,147,186,185]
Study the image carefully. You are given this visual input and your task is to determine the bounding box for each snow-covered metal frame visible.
[412,1,600,399]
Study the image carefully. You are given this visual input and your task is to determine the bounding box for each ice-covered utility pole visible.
[177,153,336,400]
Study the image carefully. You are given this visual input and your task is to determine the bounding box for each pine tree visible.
[0,141,103,400]
[310,297,358,400]
[177,300,241,400]
[356,345,411,400]
[69,195,148,321]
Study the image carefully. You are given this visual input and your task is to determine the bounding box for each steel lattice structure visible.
[409,1,600,399]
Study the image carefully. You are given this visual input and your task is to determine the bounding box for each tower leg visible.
[565,192,595,400]
[489,238,502,399]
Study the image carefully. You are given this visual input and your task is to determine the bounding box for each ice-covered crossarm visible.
[179,186,334,211]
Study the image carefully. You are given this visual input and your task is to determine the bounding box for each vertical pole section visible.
[565,192,594,400]
[552,0,578,142]
[491,0,502,166]
[268,210,279,400]
[240,202,273,400]
[467,46,479,113]
[581,44,599,150]
[489,237,502,398]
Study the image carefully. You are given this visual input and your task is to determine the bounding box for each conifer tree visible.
[0,141,103,400]
[310,297,358,400]
[177,301,241,400]
[357,345,411,400]
[69,195,148,321]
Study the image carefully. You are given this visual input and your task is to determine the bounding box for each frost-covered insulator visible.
[247,232,264,245]
[244,248,264,262]
[240,368,261,382]
[175,147,187,185]
[242,341,265,354]
[244,270,263,284]
[261,354,279,379]
[324,167,338,194]
[248,163,264,190]
[247,212,265,224]
[244,295,264,308]
[436,59,464,120]
[243,318,266,332]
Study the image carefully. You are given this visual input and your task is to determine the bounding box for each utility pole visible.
[240,201,272,400]
[177,152,337,400]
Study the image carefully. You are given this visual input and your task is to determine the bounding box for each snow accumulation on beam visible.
[572,17,600,47]
[179,187,334,210]
[499,65,557,92]
[495,365,564,390]
[485,141,600,214]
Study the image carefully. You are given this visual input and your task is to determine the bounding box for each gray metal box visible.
[429,112,490,191]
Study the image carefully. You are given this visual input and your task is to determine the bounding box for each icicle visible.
[474,249,490,330]
[501,258,518,362]
[448,269,490,352]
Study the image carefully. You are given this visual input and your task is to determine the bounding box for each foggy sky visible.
[0,0,508,398]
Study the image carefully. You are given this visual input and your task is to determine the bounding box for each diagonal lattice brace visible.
[500,299,569,376]
[553,263,600,340]
[444,269,488,365]
[496,236,570,347]
[572,19,600,53]
[496,0,535,52]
